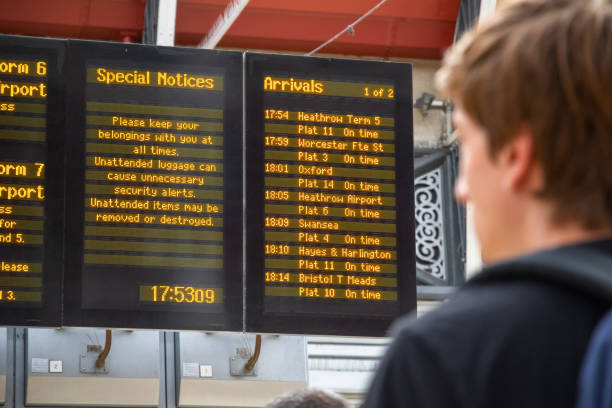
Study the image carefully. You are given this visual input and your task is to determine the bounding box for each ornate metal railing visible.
[414,147,466,299]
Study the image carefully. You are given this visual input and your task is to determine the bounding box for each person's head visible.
[265,388,350,408]
[436,0,612,262]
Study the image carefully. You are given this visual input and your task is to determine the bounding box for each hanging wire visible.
[95,330,112,368]
[241,332,252,354]
[306,0,388,56]
[244,334,262,371]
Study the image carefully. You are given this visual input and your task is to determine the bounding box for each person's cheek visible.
[454,149,470,203]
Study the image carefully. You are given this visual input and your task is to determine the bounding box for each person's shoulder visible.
[394,279,563,335]
[390,277,604,361]
[369,275,608,408]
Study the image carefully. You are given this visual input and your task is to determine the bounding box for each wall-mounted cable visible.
[95,330,112,368]
[244,334,261,372]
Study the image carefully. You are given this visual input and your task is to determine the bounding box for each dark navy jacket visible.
[363,239,612,408]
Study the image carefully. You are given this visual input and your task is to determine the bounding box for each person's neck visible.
[488,206,612,264]
[519,224,612,255]
[509,214,612,261]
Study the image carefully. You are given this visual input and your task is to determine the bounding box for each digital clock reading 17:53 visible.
[139,285,221,304]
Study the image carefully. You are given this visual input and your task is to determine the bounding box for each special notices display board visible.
[0,37,63,326]
[0,35,417,335]
[63,41,243,330]
[245,54,415,336]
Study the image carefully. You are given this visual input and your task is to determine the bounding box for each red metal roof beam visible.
[199,0,250,49]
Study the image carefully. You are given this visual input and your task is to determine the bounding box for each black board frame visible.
[0,35,65,327]
[244,52,416,337]
[62,40,244,331]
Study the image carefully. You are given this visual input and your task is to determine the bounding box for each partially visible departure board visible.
[0,36,63,326]
[63,42,243,330]
[0,36,417,334]
[245,53,415,336]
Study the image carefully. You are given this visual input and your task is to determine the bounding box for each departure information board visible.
[245,54,415,336]
[63,41,243,330]
[0,36,63,326]
[0,36,417,334]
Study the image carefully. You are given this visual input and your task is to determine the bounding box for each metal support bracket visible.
[79,344,109,374]
[229,356,257,377]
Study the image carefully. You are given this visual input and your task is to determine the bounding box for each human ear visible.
[500,126,542,193]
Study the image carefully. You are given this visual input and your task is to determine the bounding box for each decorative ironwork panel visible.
[414,168,446,281]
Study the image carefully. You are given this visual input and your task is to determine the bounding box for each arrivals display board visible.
[245,53,415,336]
[0,35,417,335]
[62,42,243,330]
[0,36,64,326]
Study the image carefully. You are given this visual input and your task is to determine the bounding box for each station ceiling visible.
[0,0,460,59]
